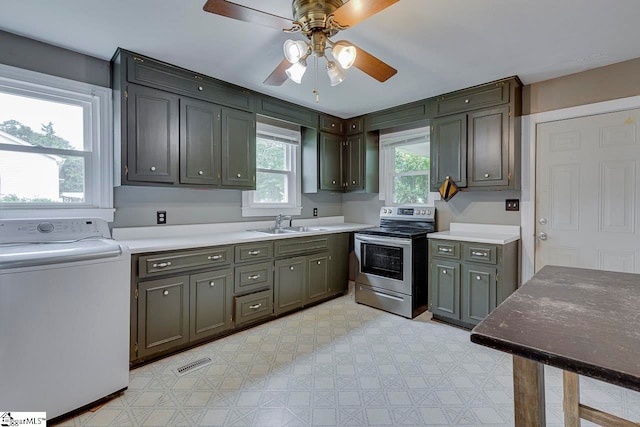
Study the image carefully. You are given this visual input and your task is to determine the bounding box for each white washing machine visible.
[0,218,130,421]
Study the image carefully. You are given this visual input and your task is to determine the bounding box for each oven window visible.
[361,243,403,280]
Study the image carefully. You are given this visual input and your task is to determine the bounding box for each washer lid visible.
[0,239,123,269]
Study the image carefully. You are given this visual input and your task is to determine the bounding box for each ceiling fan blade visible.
[351,43,397,82]
[203,0,295,31]
[331,0,400,28]
[263,58,290,86]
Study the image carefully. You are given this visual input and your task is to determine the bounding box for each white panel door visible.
[535,109,640,273]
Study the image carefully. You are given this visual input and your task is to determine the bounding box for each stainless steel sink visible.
[251,226,328,234]
[283,226,328,232]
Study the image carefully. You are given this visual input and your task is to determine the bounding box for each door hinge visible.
[134,288,138,299]
[272,265,275,272]
[217,113,221,120]
[194,75,203,81]
[496,273,500,283]
[124,90,128,100]
[133,56,144,63]
[124,165,129,176]
[508,110,512,118]
[508,171,512,181]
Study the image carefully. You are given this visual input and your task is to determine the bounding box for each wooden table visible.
[470,265,640,426]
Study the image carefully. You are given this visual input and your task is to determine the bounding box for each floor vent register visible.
[173,357,213,377]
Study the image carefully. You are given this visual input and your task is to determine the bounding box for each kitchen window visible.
[0,64,113,220]
[379,126,436,206]
[242,118,302,217]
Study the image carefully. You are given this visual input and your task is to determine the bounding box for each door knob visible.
[538,217,548,225]
[537,231,548,241]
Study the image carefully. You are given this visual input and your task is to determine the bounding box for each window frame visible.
[379,126,439,206]
[0,64,114,221]
[242,121,302,217]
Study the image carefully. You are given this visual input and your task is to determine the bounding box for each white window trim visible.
[0,64,114,221]
[378,126,440,205]
[242,122,302,217]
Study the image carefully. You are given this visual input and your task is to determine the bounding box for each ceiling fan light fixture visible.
[326,61,346,86]
[283,39,309,64]
[331,41,357,69]
[286,60,307,84]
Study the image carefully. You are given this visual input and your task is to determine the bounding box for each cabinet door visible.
[430,260,460,320]
[344,134,364,192]
[221,108,255,189]
[461,264,496,326]
[319,132,344,191]
[189,269,232,341]
[430,113,467,191]
[127,84,179,183]
[306,252,330,304]
[467,106,509,187]
[274,257,306,315]
[329,233,350,295]
[137,275,189,358]
[180,98,221,185]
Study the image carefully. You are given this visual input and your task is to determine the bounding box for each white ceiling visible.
[2,0,640,118]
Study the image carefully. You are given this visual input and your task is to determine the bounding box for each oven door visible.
[354,234,412,294]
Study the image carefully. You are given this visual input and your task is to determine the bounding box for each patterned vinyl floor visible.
[58,287,640,426]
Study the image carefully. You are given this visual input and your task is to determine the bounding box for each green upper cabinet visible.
[126,84,179,184]
[221,108,256,189]
[429,77,521,191]
[319,132,343,191]
[319,114,344,134]
[180,97,221,186]
[344,134,364,191]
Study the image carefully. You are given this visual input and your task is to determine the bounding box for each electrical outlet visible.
[157,210,167,224]
[505,199,520,211]
[313,208,318,217]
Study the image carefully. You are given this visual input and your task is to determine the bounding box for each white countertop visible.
[428,223,520,245]
[112,216,374,254]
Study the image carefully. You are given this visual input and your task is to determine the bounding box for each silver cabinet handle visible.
[317,261,321,265]
[484,173,490,178]
[248,274,260,280]
[442,269,447,275]
[248,250,261,255]
[198,86,203,91]
[476,275,481,280]
[472,251,488,257]
[152,262,172,268]
[198,170,204,175]
[163,290,169,296]
[439,248,452,253]
[352,180,356,184]
[538,231,548,241]
[290,266,294,271]
[464,99,470,103]
[249,303,262,310]
[237,173,242,178]
[209,281,215,287]
[150,166,156,171]
[208,255,223,261]
[332,180,336,184]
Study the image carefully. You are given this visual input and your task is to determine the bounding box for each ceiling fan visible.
[202,0,399,90]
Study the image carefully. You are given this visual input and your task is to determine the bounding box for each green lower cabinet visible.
[137,275,190,358]
[461,264,496,326]
[306,252,330,304]
[329,233,349,295]
[430,260,461,321]
[274,256,306,315]
[189,269,233,341]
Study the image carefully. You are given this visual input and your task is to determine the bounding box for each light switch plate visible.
[505,199,520,211]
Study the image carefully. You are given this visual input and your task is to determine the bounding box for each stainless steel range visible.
[354,206,436,318]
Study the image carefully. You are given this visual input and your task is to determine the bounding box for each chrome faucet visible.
[275,213,293,229]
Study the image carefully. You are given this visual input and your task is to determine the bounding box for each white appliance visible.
[0,218,130,420]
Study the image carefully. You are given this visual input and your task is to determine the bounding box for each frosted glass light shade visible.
[326,61,345,86]
[286,61,307,84]
[283,39,309,64]
[331,41,357,69]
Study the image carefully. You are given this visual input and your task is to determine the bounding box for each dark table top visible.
[471,265,640,392]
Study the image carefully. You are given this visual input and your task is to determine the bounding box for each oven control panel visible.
[380,206,435,219]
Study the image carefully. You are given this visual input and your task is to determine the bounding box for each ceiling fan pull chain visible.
[314,55,319,103]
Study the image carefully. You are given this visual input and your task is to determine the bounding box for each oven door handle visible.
[355,235,412,247]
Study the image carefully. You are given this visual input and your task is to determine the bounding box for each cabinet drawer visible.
[234,261,273,295]
[430,240,460,259]
[139,246,232,277]
[234,290,273,325]
[319,115,344,134]
[235,242,273,263]
[436,83,509,116]
[462,243,497,264]
[275,237,329,257]
[345,117,363,135]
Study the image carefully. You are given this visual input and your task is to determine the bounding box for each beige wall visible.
[523,58,640,115]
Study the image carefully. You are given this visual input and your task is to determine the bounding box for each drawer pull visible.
[248,250,261,255]
[476,275,481,280]
[152,262,172,268]
[290,266,294,271]
[209,281,216,287]
[163,290,169,296]
[442,269,447,275]
[484,173,490,178]
[464,99,470,103]
[237,173,242,178]
[438,248,452,253]
[249,303,262,310]
[317,261,321,265]
[472,251,488,257]
[198,170,204,175]
[198,86,203,91]
[248,274,261,280]
[332,180,336,184]
[150,166,156,171]
[208,255,223,261]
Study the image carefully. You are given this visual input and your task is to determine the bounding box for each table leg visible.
[563,371,580,426]
[513,355,546,426]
